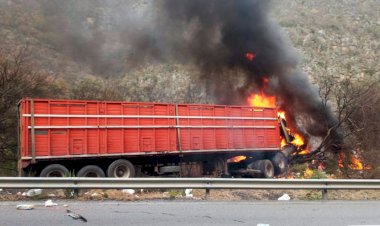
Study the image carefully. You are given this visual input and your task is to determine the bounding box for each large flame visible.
[291,134,304,146]
[279,111,310,155]
[248,92,310,155]
[247,93,276,108]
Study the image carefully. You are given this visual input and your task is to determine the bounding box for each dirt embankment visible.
[2,188,380,202]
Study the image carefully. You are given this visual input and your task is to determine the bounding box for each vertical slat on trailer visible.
[47,100,51,156]
[175,104,182,151]
[66,102,69,155]
[121,102,125,154]
[17,100,23,175]
[85,101,88,155]
[138,103,142,152]
[105,102,108,154]
[97,101,100,154]
[30,99,36,164]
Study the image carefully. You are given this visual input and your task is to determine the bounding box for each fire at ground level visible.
[245,91,368,173]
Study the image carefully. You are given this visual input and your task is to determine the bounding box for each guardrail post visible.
[205,188,210,200]
[322,189,328,200]
[73,189,79,198]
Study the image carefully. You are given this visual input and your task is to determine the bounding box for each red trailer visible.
[19,98,288,178]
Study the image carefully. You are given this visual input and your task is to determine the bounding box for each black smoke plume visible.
[40,0,342,149]
[133,0,341,147]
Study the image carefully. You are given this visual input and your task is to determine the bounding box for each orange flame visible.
[291,133,304,147]
[338,153,371,170]
[247,83,309,155]
[227,156,247,163]
[351,156,364,170]
[277,110,309,154]
[278,111,286,120]
[247,93,276,108]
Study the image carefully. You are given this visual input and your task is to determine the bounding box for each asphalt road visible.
[0,200,379,226]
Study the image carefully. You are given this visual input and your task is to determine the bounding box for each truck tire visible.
[40,164,69,177]
[77,165,105,177]
[107,159,135,178]
[260,160,275,178]
[271,152,288,175]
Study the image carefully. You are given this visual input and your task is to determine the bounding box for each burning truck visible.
[16,1,346,177]
[18,96,305,178]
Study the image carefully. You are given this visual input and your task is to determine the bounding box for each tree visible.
[70,75,124,101]
[291,73,379,176]
[0,47,66,175]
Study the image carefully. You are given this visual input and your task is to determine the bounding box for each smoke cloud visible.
[40,0,341,148]
[142,0,340,145]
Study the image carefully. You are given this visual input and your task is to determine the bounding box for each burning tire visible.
[271,152,288,175]
[77,165,105,177]
[40,164,69,177]
[107,159,135,178]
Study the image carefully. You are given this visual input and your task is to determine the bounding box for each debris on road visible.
[66,209,87,222]
[257,224,270,226]
[278,193,291,201]
[16,204,34,210]
[91,192,99,197]
[44,199,58,207]
[24,189,42,197]
[122,189,135,195]
[185,189,193,198]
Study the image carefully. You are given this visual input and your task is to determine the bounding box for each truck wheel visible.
[271,152,288,175]
[40,164,69,177]
[77,165,105,177]
[107,159,135,178]
[260,160,274,178]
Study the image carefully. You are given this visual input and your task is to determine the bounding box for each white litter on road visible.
[257,224,270,226]
[44,199,58,207]
[91,192,99,197]
[16,204,34,210]
[278,193,291,201]
[25,189,42,197]
[122,189,135,195]
[185,189,193,198]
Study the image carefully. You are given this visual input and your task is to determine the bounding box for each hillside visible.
[1,1,378,87]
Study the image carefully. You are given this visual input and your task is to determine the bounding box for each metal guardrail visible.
[1,177,380,200]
